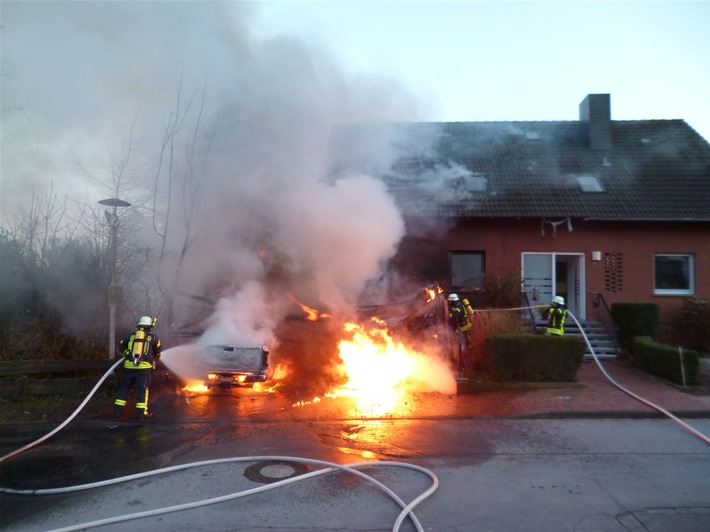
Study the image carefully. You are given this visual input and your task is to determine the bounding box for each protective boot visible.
[138,410,154,422]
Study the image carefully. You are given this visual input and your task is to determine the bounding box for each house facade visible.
[395,217,709,340]
[332,94,710,342]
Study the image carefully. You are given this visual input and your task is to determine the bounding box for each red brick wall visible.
[401,217,710,340]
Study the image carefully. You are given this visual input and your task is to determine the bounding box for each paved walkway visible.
[459,359,710,419]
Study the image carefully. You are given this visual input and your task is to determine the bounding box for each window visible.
[450,251,484,290]
[654,254,695,295]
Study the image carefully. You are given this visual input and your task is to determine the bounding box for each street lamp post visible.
[98,198,131,359]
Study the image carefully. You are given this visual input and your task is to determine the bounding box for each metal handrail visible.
[521,291,539,333]
[593,293,620,352]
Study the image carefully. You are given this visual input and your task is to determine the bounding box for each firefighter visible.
[447,293,472,372]
[448,293,472,333]
[113,316,162,420]
[543,296,567,336]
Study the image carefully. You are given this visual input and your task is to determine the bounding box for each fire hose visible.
[0,357,125,464]
[565,309,710,446]
[0,357,436,532]
[472,305,710,446]
[3,456,437,532]
[2,304,709,531]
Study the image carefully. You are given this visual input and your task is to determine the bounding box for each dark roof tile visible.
[331,120,710,221]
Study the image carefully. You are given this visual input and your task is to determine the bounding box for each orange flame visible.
[424,284,444,302]
[182,381,209,393]
[254,365,288,393]
[334,320,456,416]
[286,292,456,416]
[288,293,333,321]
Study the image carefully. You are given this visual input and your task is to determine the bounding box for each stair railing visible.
[593,293,620,354]
[521,291,539,333]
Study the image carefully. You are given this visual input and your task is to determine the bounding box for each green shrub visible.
[611,303,660,349]
[465,310,527,376]
[484,334,585,382]
[678,297,710,352]
[632,336,699,385]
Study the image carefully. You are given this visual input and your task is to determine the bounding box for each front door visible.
[522,253,585,319]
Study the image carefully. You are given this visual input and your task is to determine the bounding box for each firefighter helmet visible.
[552,296,565,306]
[138,316,153,327]
[447,293,459,302]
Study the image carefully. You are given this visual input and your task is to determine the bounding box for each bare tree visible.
[1,184,109,359]
[149,79,229,346]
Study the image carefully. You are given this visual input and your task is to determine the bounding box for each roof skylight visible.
[465,174,487,192]
[577,176,605,193]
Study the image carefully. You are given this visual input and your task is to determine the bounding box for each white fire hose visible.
[0,356,436,532]
[565,310,710,446]
[473,305,710,445]
[1,304,709,532]
[0,357,124,464]
[4,456,437,532]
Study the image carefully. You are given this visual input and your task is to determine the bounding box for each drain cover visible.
[244,460,310,484]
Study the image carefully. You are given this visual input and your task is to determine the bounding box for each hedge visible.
[678,297,710,352]
[632,336,699,386]
[611,303,660,349]
[485,334,585,382]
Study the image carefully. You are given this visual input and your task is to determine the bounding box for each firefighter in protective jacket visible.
[447,293,473,373]
[543,296,567,336]
[448,293,472,334]
[113,316,161,420]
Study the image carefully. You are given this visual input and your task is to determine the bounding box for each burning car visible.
[196,345,271,389]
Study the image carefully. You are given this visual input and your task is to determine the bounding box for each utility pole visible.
[98,198,131,358]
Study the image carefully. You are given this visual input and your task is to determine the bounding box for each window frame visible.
[450,251,485,290]
[653,253,695,296]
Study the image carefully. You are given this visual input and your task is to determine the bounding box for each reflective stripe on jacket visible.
[119,328,161,369]
[449,302,472,333]
[545,307,567,336]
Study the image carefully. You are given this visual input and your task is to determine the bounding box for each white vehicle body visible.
[196,345,270,388]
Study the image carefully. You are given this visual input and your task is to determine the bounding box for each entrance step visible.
[565,320,619,360]
[534,319,619,360]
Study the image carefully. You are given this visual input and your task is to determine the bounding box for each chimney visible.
[579,94,611,151]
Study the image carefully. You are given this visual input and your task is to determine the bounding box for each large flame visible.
[182,290,455,417]
[332,319,456,416]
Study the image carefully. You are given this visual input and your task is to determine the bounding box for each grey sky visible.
[2,1,708,223]
[255,1,710,131]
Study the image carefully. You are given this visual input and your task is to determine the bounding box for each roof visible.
[330,120,710,221]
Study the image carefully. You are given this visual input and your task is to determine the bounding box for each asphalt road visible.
[2,380,710,531]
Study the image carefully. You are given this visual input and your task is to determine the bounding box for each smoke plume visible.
[2,3,458,395]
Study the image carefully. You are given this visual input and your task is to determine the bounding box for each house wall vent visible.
[604,252,623,293]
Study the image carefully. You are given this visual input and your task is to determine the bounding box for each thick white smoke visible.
[2,3,427,363]
[147,7,420,346]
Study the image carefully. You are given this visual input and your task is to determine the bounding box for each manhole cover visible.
[244,460,310,484]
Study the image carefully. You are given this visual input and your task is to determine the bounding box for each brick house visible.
[331,94,710,343]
